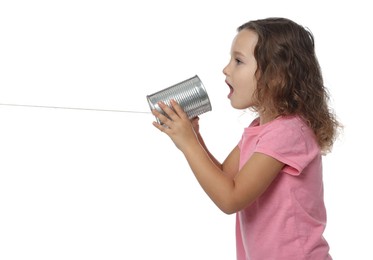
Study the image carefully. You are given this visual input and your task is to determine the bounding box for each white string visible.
[0,103,151,114]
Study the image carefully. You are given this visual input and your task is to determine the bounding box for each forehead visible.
[231,29,258,55]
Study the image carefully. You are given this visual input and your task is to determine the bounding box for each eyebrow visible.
[232,50,246,57]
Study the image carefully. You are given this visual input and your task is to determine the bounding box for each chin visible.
[230,101,252,110]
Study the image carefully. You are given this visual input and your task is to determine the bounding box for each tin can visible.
[147,75,212,124]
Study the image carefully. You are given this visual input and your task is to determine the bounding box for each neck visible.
[259,112,279,125]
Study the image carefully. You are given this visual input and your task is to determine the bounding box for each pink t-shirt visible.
[236,116,332,260]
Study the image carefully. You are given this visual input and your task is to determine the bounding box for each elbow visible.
[216,199,242,215]
[216,194,253,215]
[221,207,237,215]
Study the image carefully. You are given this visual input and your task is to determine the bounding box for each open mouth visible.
[226,81,234,98]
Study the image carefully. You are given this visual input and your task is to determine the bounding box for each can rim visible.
[195,75,212,111]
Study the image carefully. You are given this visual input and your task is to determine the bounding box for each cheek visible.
[235,70,257,97]
[234,84,256,107]
[244,78,257,96]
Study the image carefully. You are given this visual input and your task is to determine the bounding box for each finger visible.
[152,108,172,126]
[157,101,179,121]
[170,99,188,119]
[191,116,200,123]
[152,120,168,132]
[191,116,200,132]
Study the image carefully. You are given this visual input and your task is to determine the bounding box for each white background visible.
[0,0,372,259]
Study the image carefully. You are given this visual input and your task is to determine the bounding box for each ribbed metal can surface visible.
[147,75,212,123]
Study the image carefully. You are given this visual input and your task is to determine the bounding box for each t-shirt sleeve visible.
[254,118,320,176]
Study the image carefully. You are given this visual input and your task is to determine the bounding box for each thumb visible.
[191,116,200,131]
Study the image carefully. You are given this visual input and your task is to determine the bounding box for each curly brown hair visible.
[238,18,340,153]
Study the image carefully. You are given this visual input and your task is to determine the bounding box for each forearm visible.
[196,133,222,170]
[151,101,236,212]
[182,141,235,213]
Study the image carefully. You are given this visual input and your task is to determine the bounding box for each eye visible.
[235,58,243,65]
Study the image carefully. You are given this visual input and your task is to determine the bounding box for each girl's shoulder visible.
[268,115,306,128]
[255,116,320,175]
[246,115,309,135]
[244,115,318,151]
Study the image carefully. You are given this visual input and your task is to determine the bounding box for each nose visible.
[222,63,229,76]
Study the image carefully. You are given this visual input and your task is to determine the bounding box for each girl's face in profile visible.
[223,29,259,110]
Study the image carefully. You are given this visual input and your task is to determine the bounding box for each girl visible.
[152,17,339,260]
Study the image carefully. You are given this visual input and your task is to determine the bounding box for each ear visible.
[254,68,262,81]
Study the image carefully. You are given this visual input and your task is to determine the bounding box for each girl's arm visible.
[152,100,284,214]
[191,117,221,169]
[183,145,283,214]
[191,117,239,179]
